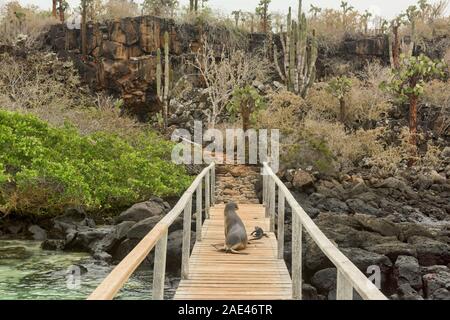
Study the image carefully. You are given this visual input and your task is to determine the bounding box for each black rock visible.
[116,201,166,223]
[41,239,65,251]
[28,225,47,241]
[394,255,422,290]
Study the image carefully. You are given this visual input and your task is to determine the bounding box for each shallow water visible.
[0,240,177,300]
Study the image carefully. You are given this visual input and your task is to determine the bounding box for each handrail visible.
[262,162,387,300]
[88,162,215,300]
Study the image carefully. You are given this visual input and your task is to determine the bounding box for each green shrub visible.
[0,110,192,216]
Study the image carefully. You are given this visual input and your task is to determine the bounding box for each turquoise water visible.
[0,240,178,300]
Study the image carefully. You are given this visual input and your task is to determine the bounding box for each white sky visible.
[2,0,449,19]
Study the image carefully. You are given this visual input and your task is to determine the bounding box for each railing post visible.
[265,174,268,207]
[277,189,285,260]
[196,183,202,242]
[262,173,266,206]
[269,179,276,232]
[181,197,192,280]
[336,270,353,300]
[205,170,210,218]
[152,229,168,300]
[292,211,302,300]
[211,164,215,205]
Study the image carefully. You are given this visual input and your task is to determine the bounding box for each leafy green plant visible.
[0,110,192,216]
[227,86,266,131]
[327,76,352,123]
[383,54,447,146]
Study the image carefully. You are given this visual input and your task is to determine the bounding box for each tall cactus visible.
[274,0,318,97]
[156,31,170,128]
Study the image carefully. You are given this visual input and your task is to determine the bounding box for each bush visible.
[305,63,392,125]
[0,1,56,48]
[0,110,192,216]
[0,51,148,141]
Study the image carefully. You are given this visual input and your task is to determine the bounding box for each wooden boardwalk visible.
[174,203,292,300]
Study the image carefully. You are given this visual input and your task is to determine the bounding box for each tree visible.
[80,0,89,57]
[231,10,242,27]
[309,4,321,19]
[188,37,267,128]
[142,0,178,17]
[418,0,431,21]
[340,1,354,30]
[243,12,256,33]
[57,0,69,22]
[52,0,57,18]
[360,10,372,35]
[256,0,271,33]
[385,54,447,148]
[406,5,419,40]
[327,76,352,123]
[227,86,266,133]
[390,15,406,69]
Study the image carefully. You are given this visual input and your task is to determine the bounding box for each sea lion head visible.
[225,202,239,212]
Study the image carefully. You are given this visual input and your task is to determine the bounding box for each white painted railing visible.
[88,162,215,300]
[262,162,387,300]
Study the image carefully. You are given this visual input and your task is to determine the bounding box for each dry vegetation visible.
[0,1,57,48]
[0,51,144,140]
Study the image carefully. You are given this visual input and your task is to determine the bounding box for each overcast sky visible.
[3,0,450,19]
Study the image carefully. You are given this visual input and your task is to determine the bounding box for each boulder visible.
[302,283,319,300]
[28,225,47,241]
[64,227,112,253]
[422,267,450,298]
[112,238,140,262]
[398,224,434,242]
[408,236,450,266]
[126,216,163,239]
[115,221,136,240]
[364,242,417,262]
[431,288,450,300]
[41,239,65,251]
[340,247,392,271]
[346,199,381,216]
[310,268,337,294]
[93,251,113,262]
[116,200,166,223]
[394,255,422,290]
[319,198,349,213]
[166,230,196,273]
[292,170,314,190]
[397,283,424,300]
[354,214,399,237]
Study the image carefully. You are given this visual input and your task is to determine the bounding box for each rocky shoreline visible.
[1,160,450,300]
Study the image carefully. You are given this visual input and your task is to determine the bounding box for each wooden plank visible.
[196,183,202,242]
[337,270,353,300]
[181,197,192,280]
[174,203,292,300]
[277,189,285,260]
[152,230,168,300]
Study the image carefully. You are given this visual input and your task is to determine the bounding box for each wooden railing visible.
[262,162,387,300]
[88,162,216,300]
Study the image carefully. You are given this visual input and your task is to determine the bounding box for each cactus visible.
[274,0,318,97]
[156,48,162,101]
[155,31,170,128]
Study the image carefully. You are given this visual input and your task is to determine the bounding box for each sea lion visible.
[212,202,249,254]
